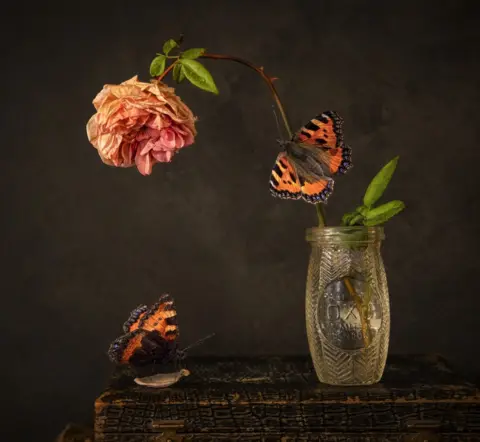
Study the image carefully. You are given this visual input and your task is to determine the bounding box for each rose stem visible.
[156,61,178,82]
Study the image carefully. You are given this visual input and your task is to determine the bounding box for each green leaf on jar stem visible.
[341,211,356,226]
[348,214,364,226]
[355,205,369,216]
[363,200,405,226]
[363,156,399,208]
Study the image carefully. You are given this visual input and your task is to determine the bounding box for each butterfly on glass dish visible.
[269,110,352,204]
[108,294,214,387]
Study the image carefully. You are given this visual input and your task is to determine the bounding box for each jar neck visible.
[306,226,385,246]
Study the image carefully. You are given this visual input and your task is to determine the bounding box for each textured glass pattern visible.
[305,227,390,385]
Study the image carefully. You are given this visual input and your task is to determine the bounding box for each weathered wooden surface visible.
[95,434,480,441]
[95,354,480,441]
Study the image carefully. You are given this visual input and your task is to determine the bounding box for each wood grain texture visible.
[95,354,480,441]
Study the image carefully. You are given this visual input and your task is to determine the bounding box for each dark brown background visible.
[2,1,479,440]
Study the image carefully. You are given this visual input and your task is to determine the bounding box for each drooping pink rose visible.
[86,76,197,175]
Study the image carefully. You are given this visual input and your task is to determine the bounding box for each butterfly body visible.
[270,111,352,204]
[282,140,329,181]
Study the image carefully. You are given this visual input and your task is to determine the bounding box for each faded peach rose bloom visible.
[86,76,197,175]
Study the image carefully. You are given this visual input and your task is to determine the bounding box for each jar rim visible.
[305,226,385,244]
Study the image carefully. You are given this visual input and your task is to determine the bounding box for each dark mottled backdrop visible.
[1,0,479,440]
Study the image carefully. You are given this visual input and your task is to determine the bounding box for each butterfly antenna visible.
[182,333,216,353]
[272,105,285,142]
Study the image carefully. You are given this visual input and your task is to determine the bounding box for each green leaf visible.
[150,54,167,77]
[364,200,405,226]
[173,63,185,83]
[341,211,356,226]
[363,156,399,208]
[348,214,364,226]
[162,39,178,55]
[355,205,369,217]
[179,59,219,94]
[180,48,205,60]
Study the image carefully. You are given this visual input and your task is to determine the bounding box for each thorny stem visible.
[156,53,293,139]
[200,53,293,139]
[157,61,178,82]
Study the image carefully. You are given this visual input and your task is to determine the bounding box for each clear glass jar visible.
[305,227,390,385]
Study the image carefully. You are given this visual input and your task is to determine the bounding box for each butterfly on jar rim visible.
[108,294,214,388]
[269,110,352,204]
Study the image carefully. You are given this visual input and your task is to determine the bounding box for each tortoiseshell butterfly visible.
[269,111,352,203]
[108,294,214,387]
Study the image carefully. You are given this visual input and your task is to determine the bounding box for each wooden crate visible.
[95,354,480,441]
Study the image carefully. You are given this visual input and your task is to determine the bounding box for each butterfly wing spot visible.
[300,130,311,139]
[305,121,320,131]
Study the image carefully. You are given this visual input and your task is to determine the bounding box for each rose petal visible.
[159,128,177,149]
[152,149,174,162]
[135,152,154,175]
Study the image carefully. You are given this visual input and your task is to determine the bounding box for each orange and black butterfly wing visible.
[269,152,302,200]
[295,110,344,148]
[122,304,149,333]
[138,293,178,341]
[107,329,178,369]
[300,177,335,204]
[294,111,352,176]
[108,329,148,365]
[270,152,334,204]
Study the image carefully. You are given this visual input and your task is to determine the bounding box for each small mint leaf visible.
[162,39,178,56]
[341,211,356,226]
[363,156,399,208]
[355,205,369,217]
[348,213,364,226]
[149,54,167,77]
[364,200,405,226]
[180,48,205,60]
[179,59,219,94]
[173,63,185,83]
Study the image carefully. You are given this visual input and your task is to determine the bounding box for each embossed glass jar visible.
[305,227,390,386]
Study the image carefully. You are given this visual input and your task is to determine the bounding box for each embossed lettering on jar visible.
[305,227,390,386]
